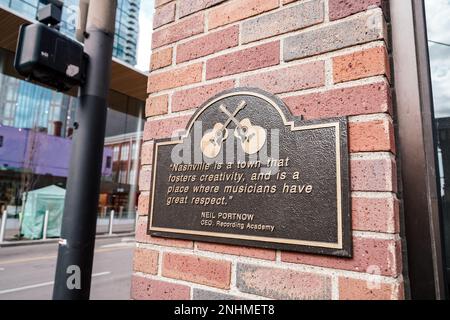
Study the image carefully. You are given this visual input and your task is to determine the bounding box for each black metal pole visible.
[52,0,117,300]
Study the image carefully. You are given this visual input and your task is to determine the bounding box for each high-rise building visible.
[114,0,141,66]
[0,0,141,66]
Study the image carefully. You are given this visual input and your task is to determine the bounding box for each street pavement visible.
[0,237,134,300]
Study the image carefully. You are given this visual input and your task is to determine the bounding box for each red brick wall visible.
[134,0,404,300]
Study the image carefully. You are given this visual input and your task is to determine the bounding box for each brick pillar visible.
[134,0,404,300]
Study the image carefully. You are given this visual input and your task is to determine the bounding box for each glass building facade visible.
[114,0,140,66]
[0,48,144,225]
[0,0,146,240]
[0,0,141,66]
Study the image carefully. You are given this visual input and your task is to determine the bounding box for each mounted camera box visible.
[14,23,86,91]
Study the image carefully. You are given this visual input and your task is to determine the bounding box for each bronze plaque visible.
[148,88,351,257]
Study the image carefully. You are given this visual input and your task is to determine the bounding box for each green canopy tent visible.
[21,185,65,239]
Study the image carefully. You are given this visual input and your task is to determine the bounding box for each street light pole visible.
[52,0,117,300]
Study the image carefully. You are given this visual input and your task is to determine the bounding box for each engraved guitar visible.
[219,105,267,155]
[200,101,247,158]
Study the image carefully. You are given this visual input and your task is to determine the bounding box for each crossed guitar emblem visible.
[200,100,267,158]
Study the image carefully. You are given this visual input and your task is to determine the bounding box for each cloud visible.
[425,0,450,44]
[429,45,450,117]
[426,0,450,117]
[136,0,155,72]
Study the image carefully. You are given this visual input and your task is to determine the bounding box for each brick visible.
[208,0,279,30]
[143,115,191,141]
[147,63,203,94]
[241,0,324,44]
[284,10,386,61]
[137,192,150,216]
[283,82,392,120]
[153,2,176,29]
[139,166,152,191]
[135,217,151,243]
[339,277,404,300]
[140,142,154,165]
[176,26,239,63]
[136,216,194,249]
[145,95,168,117]
[333,46,390,83]
[329,0,388,21]
[133,248,159,275]
[206,41,280,80]
[351,157,397,192]
[193,289,243,300]
[131,276,190,300]
[152,13,204,49]
[282,0,297,4]
[236,264,332,299]
[179,0,226,18]
[155,0,173,8]
[240,61,325,94]
[162,252,231,289]
[282,237,402,276]
[150,47,173,71]
[349,118,395,153]
[352,195,400,234]
[197,242,276,260]
[172,80,235,112]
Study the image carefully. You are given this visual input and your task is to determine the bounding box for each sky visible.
[136,0,155,72]
[425,0,450,118]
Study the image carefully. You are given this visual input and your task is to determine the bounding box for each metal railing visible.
[0,211,7,243]
[0,209,137,244]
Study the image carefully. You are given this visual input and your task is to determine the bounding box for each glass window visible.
[425,0,450,292]
[10,1,38,18]
[4,102,13,118]
[119,169,127,184]
[120,143,129,161]
[106,156,112,169]
[0,47,145,239]
[113,145,120,161]
[131,142,137,160]
[2,0,153,70]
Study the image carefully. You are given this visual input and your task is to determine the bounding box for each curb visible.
[0,232,135,248]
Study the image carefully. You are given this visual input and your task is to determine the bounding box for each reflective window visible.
[425,0,450,290]
[0,48,144,239]
[120,143,129,161]
[113,145,120,161]
[131,142,137,160]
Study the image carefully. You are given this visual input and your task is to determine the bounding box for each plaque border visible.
[147,88,351,256]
